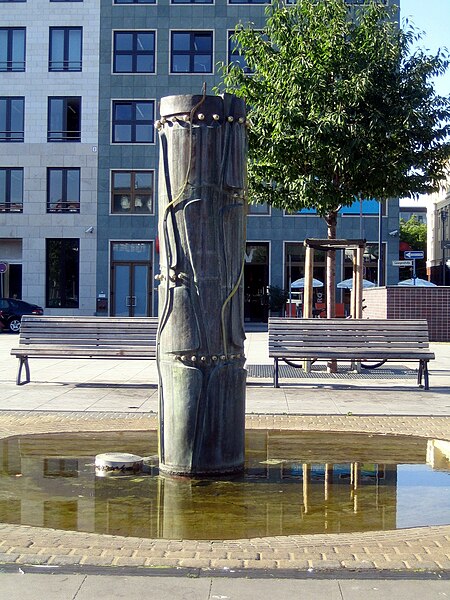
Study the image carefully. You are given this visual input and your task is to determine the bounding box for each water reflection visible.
[0,431,448,540]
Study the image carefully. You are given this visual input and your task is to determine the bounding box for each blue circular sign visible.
[0,262,8,274]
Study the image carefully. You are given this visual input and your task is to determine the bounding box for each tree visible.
[400,215,427,252]
[400,215,427,278]
[217,0,450,316]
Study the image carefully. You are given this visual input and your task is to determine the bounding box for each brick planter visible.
[364,287,450,342]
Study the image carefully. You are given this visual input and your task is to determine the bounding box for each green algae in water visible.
[0,430,449,540]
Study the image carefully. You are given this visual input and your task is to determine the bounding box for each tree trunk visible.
[326,210,338,373]
[156,94,247,476]
[325,211,337,319]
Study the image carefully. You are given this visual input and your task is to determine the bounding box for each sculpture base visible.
[158,462,244,478]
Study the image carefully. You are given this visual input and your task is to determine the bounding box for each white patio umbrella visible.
[397,278,437,287]
[291,277,323,289]
[337,278,376,289]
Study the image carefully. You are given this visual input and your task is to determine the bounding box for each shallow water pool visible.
[0,430,448,539]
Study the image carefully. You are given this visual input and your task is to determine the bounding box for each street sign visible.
[0,262,8,274]
[404,251,424,260]
[392,260,413,267]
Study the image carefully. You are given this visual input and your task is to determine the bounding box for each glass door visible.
[110,242,152,317]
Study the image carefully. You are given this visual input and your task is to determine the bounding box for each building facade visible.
[427,180,450,286]
[1,0,401,322]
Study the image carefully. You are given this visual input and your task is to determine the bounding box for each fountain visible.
[155,92,248,476]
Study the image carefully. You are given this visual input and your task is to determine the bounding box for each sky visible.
[399,0,449,205]
[400,0,450,98]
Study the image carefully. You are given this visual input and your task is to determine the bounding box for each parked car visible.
[0,298,44,333]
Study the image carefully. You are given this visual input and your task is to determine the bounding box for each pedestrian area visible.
[0,330,449,582]
[1,330,450,416]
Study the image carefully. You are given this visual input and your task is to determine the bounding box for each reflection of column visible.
[324,463,332,501]
[302,463,310,514]
[324,463,332,531]
[157,474,250,540]
[157,94,247,476]
[351,462,359,513]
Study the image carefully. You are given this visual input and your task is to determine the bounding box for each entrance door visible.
[111,242,152,316]
[244,243,269,322]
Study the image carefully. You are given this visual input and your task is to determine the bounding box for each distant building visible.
[400,205,427,225]
[427,178,450,285]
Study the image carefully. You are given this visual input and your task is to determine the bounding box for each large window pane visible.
[171,31,213,74]
[0,167,23,212]
[114,0,156,4]
[0,28,26,72]
[46,239,80,308]
[113,31,155,74]
[49,27,82,71]
[0,97,24,141]
[172,0,213,4]
[47,168,80,212]
[112,100,154,143]
[111,170,154,214]
[48,97,81,141]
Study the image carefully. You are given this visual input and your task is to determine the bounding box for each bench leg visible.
[418,360,430,390]
[423,360,430,390]
[16,357,30,385]
[274,358,279,388]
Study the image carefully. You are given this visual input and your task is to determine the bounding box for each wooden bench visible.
[11,315,158,385]
[268,318,435,389]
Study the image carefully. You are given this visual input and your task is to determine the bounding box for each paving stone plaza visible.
[0,330,449,597]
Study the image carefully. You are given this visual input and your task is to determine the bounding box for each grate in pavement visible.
[246,364,417,379]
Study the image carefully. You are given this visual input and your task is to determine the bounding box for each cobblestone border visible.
[0,412,449,573]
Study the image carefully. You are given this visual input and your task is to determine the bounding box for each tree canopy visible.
[217,0,450,217]
[400,215,427,252]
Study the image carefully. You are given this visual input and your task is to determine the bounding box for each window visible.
[112,100,154,143]
[340,198,386,216]
[0,28,26,72]
[113,31,155,74]
[111,170,154,214]
[46,238,79,308]
[0,168,23,212]
[114,0,155,3]
[228,31,253,73]
[344,243,384,286]
[228,0,268,4]
[0,97,24,142]
[47,168,80,213]
[287,198,386,216]
[49,27,82,72]
[248,203,269,215]
[172,0,213,4]
[44,459,78,478]
[48,97,81,141]
[171,31,213,74]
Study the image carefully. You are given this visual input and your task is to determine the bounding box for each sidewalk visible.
[1,330,450,415]
[0,571,449,600]
[0,328,449,592]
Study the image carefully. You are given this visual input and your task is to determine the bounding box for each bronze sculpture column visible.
[156,93,247,476]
